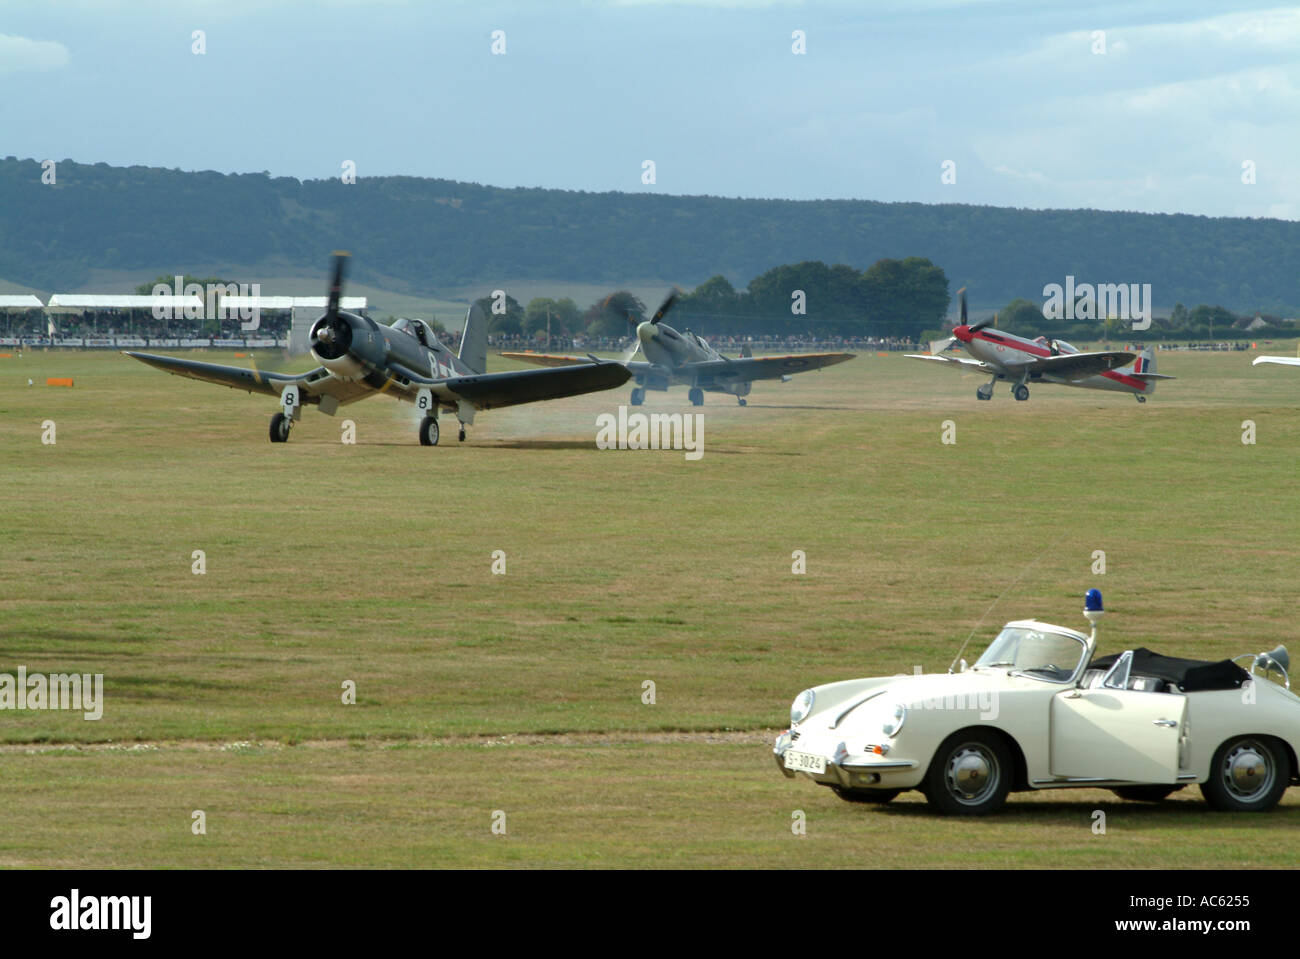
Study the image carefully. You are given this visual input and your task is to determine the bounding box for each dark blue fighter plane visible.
[126,254,631,445]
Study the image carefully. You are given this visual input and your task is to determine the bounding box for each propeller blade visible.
[650,289,680,325]
[930,336,958,355]
[326,251,350,320]
[957,286,967,326]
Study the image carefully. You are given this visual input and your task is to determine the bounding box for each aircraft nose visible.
[637,322,656,345]
[953,325,973,343]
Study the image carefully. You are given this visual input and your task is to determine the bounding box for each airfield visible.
[2,345,1299,868]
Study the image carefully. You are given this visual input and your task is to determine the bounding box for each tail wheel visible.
[688,387,704,406]
[923,729,1012,815]
[269,412,290,443]
[1200,736,1291,812]
[419,416,439,446]
[830,786,900,804]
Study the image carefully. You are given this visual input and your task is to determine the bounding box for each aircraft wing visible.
[124,351,373,406]
[438,362,631,410]
[500,352,654,375]
[681,352,855,383]
[1253,356,1300,367]
[1024,351,1136,380]
[905,353,992,371]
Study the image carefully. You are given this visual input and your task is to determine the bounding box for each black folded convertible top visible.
[1089,647,1249,692]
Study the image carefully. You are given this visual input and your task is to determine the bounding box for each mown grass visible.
[0,344,1297,866]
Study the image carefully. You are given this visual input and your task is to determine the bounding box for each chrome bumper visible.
[773,731,917,787]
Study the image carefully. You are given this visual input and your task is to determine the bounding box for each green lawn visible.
[0,344,1298,866]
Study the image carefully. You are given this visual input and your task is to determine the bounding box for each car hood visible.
[808,669,1031,731]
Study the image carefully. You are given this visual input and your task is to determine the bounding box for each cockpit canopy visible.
[391,317,440,348]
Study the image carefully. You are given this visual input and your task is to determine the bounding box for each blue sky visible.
[2,0,1296,218]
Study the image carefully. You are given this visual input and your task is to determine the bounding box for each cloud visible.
[0,34,69,76]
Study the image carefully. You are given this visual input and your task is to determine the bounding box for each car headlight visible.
[790,689,815,725]
[881,703,906,737]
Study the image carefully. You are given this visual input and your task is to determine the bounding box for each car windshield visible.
[973,626,1085,682]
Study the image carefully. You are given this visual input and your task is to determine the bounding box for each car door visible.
[1050,688,1187,782]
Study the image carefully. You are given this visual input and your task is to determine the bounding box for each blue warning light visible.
[1084,589,1103,612]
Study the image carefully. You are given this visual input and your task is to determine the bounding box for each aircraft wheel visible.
[419,416,439,446]
[630,387,645,406]
[688,387,704,406]
[1013,384,1030,402]
[738,398,747,407]
[976,388,992,401]
[1136,395,1147,404]
[458,427,466,442]
[269,412,290,443]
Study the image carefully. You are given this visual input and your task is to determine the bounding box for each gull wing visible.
[437,362,631,410]
[500,352,654,375]
[124,351,374,406]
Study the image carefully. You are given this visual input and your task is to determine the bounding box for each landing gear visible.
[269,412,291,443]
[458,426,466,442]
[419,416,439,446]
[271,384,301,442]
[976,385,993,401]
[1135,394,1147,403]
[688,387,704,406]
[630,387,645,406]
[1012,383,1030,402]
[737,397,747,407]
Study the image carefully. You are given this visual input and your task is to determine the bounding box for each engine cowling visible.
[309,314,366,377]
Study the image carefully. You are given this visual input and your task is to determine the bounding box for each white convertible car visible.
[774,590,1299,814]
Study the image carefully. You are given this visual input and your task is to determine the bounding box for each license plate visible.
[784,750,826,774]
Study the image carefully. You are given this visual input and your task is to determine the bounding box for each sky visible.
[2,0,1296,219]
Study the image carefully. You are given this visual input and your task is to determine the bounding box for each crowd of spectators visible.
[485,332,917,354]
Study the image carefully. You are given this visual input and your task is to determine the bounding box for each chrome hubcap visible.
[1223,740,1274,801]
[946,745,999,804]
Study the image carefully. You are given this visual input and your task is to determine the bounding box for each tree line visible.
[475,257,950,340]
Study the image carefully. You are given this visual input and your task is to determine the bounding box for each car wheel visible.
[1112,785,1184,802]
[923,730,1012,815]
[1200,736,1291,812]
[830,786,901,804]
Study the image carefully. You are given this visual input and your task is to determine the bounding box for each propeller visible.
[929,286,967,354]
[616,289,679,363]
[930,287,995,354]
[310,251,352,359]
[649,289,679,325]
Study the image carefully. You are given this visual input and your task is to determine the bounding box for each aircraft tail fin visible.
[459,302,488,375]
[1129,348,1174,391]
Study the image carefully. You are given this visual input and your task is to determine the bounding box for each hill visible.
[3,157,1298,313]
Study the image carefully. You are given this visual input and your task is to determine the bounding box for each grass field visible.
[1,343,1299,867]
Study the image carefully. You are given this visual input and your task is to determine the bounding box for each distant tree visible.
[473,293,524,336]
[994,298,1047,335]
[523,297,580,337]
[584,291,645,338]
